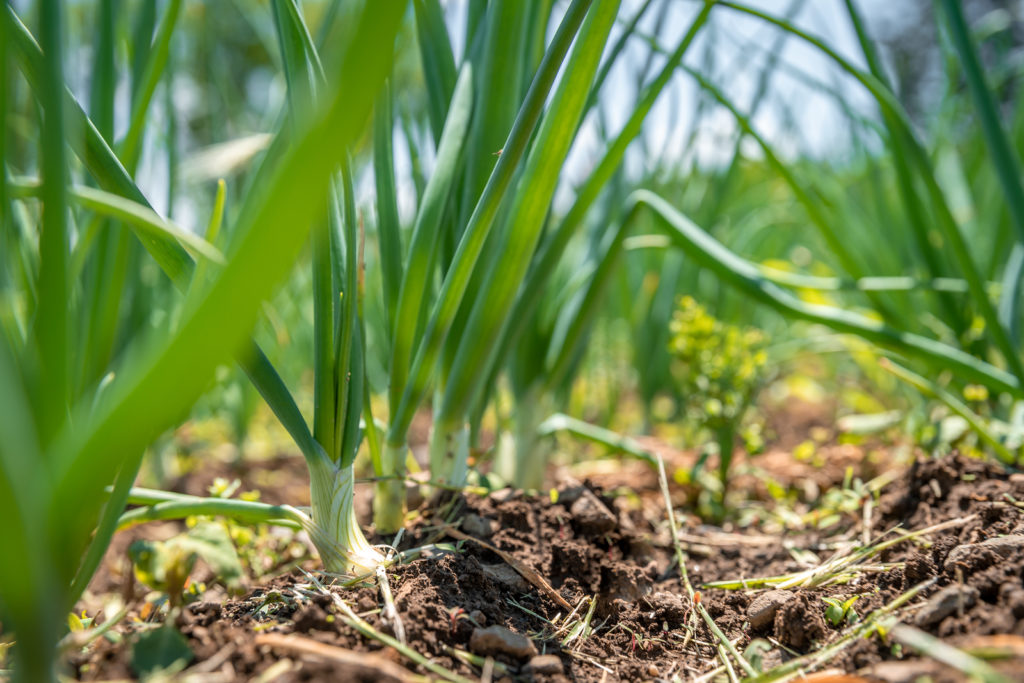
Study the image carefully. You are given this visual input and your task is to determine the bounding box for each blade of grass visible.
[119,0,182,173]
[843,0,966,335]
[940,0,1024,346]
[0,331,58,683]
[387,65,473,415]
[452,0,530,253]
[48,0,406,576]
[88,0,116,141]
[889,624,1012,683]
[5,4,322,467]
[4,4,191,285]
[377,65,474,531]
[333,159,362,468]
[940,0,1024,250]
[274,0,336,456]
[494,2,715,378]
[9,180,222,263]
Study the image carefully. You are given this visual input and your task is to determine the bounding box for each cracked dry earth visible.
[69,454,1024,681]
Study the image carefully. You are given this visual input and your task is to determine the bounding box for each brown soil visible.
[65,454,1024,682]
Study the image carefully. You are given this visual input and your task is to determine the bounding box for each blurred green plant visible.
[669,295,769,510]
[0,1,404,679]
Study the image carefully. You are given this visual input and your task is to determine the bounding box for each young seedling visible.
[822,595,860,627]
[669,295,769,515]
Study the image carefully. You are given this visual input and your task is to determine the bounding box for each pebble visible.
[914,584,979,626]
[469,625,538,659]
[943,535,1024,569]
[569,490,617,534]
[462,513,497,538]
[469,609,487,626]
[482,563,531,592]
[490,488,518,504]
[646,591,686,620]
[524,654,563,675]
[557,477,587,505]
[746,590,795,629]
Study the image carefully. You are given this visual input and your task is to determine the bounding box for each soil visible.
[62,452,1024,681]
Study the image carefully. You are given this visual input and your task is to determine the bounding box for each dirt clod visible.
[481,563,531,592]
[462,513,497,538]
[774,593,828,651]
[914,584,979,626]
[747,589,795,629]
[569,490,617,534]
[469,625,538,659]
[524,654,564,675]
[944,535,1024,570]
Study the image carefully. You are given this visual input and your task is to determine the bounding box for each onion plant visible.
[372,0,644,525]
[0,1,404,679]
[422,1,718,491]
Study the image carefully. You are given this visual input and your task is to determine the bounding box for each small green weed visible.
[822,595,861,627]
[669,296,768,515]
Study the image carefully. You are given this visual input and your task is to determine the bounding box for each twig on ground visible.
[253,633,418,682]
[377,563,407,645]
[443,525,573,611]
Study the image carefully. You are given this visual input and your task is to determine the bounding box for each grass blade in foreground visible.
[0,3,406,680]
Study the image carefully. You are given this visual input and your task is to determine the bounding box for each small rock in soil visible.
[943,535,1024,570]
[556,477,587,505]
[747,590,796,630]
[570,490,617,534]
[903,551,936,584]
[524,654,563,675]
[482,563,531,592]
[491,488,518,504]
[462,513,497,538]
[469,609,487,626]
[914,584,979,626]
[469,625,538,660]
